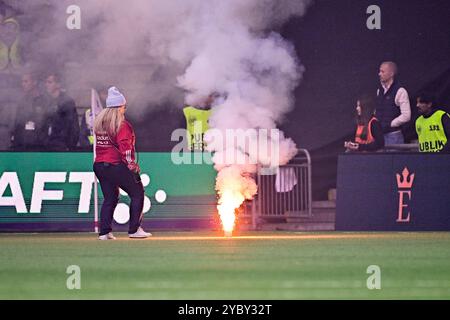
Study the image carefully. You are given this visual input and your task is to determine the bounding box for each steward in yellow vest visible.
[0,14,21,71]
[415,93,450,153]
[183,105,211,151]
[183,92,221,151]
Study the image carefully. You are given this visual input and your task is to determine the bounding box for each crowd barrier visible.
[242,150,312,228]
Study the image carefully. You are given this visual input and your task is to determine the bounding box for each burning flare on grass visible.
[216,166,257,236]
[217,191,239,236]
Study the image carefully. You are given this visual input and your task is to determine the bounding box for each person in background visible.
[183,92,218,151]
[376,61,411,145]
[0,2,21,150]
[345,96,384,152]
[93,86,151,240]
[45,72,80,151]
[0,2,21,71]
[11,71,50,150]
[415,92,450,153]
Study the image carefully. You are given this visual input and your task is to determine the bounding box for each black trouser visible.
[93,162,144,235]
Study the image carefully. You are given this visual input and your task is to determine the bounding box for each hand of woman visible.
[127,163,140,173]
[344,141,359,151]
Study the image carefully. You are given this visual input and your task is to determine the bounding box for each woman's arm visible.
[117,121,139,172]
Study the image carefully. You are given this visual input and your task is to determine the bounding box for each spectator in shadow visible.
[345,96,384,152]
[11,71,50,150]
[45,72,79,151]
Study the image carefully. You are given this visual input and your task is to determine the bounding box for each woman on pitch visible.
[93,86,151,240]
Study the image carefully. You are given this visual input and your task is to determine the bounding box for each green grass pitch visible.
[0,231,449,299]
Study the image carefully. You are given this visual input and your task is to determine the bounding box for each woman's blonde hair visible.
[94,107,124,138]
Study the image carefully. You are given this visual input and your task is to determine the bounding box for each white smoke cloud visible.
[13,0,310,110]
[12,0,311,222]
[170,0,312,221]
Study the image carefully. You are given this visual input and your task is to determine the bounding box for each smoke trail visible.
[173,0,312,232]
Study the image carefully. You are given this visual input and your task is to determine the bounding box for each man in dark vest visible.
[376,61,411,145]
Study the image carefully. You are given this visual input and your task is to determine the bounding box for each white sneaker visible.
[98,232,116,240]
[128,227,152,238]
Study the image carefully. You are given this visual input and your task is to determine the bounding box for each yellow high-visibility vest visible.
[416,110,449,152]
[0,17,21,70]
[183,106,212,151]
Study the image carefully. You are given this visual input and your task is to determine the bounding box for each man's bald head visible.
[381,61,398,75]
[21,72,38,94]
[379,61,398,84]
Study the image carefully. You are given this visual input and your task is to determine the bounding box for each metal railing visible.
[242,149,312,228]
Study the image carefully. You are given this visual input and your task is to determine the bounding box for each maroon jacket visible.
[95,120,139,171]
